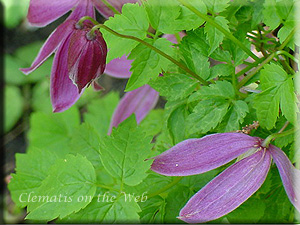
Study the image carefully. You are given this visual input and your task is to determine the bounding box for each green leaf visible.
[83,92,119,137]
[15,42,53,83]
[275,0,295,22]
[167,104,188,144]
[139,196,166,223]
[101,3,149,62]
[226,197,266,223]
[99,116,153,186]
[26,154,97,221]
[60,194,141,223]
[202,0,230,14]
[164,185,194,223]
[187,81,240,134]
[174,0,207,31]
[8,148,59,208]
[189,80,235,102]
[28,107,80,157]
[69,123,101,168]
[31,80,52,113]
[209,63,234,79]
[179,29,210,80]
[140,109,164,136]
[254,87,280,130]
[3,0,29,28]
[263,0,281,29]
[5,85,23,132]
[144,0,181,34]
[187,98,230,134]
[254,63,297,129]
[149,73,198,101]
[125,172,173,196]
[217,100,249,132]
[126,38,174,91]
[204,16,229,55]
[259,168,294,223]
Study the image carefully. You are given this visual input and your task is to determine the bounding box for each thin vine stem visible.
[147,177,183,199]
[262,128,297,148]
[90,24,209,85]
[276,50,299,63]
[177,0,260,61]
[100,0,121,15]
[237,28,296,89]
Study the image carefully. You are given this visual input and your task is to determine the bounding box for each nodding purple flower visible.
[151,132,300,223]
[20,0,135,112]
[68,21,107,93]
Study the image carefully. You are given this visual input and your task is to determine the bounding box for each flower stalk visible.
[87,23,209,85]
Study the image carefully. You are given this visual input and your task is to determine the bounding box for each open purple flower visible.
[106,33,186,133]
[27,0,138,27]
[151,132,300,223]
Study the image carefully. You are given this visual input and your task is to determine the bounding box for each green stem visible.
[100,0,121,15]
[237,52,275,89]
[262,128,296,148]
[237,29,296,89]
[77,16,99,27]
[177,0,260,61]
[276,50,299,63]
[147,177,183,199]
[93,24,209,85]
[278,55,295,75]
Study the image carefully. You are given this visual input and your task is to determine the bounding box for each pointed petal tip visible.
[19,68,31,75]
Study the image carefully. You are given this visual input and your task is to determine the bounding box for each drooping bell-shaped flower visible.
[151,132,300,223]
[67,21,107,92]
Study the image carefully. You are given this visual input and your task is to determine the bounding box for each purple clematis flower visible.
[21,0,135,112]
[151,132,300,223]
[106,32,186,133]
[68,21,107,92]
[27,0,138,27]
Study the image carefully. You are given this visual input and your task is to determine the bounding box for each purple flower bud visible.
[67,21,107,93]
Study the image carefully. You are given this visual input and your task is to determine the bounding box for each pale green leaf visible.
[149,73,198,101]
[126,38,175,91]
[60,194,141,223]
[8,148,59,208]
[187,98,230,134]
[101,3,149,62]
[5,85,23,132]
[26,154,96,221]
[204,16,229,55]
[99,116,153,186]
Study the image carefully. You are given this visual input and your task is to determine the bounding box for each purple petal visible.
[179,150,271,223]
[68,0,96,21]
[151,133,260,176]
[27,0,77,27]
[108,85,159,134]
[50,35,82,113]
[20,20,76,75]
[92,0,138,18]
[104,55,132,78]
[68,29,107,92]
[269,145,300,212]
